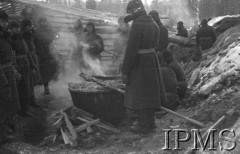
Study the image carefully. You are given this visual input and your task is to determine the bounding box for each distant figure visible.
[34,17,58,95]
[149,10,169,52]
[196,19,216,50]
[113,16,129,75]
[84,22,104,62]
[176,21,188,38]
[20,6,38,27]
[162,49,187,100]
[189,20,199,38]
[0,11,20,143]
[9,21,38,117]
[21,18,41,108]
[72,19,86,70]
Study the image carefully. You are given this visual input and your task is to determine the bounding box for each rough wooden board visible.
[63,112,78,140]
[60,127,69,145]
[82,116,121,133]
[75,118,100,133]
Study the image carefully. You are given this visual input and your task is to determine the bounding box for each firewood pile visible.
[40,106,121,147]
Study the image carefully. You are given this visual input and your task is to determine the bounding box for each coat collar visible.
[132,10,153,23]
[135,14,154,23]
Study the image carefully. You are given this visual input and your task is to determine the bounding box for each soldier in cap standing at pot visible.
[148,10,169,52]
[122,0,167,134]
[0,11,21,143]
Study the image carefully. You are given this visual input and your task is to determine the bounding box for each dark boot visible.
[148,110,156,131]
[130,109,151,135]
[0,123,15,144]
[19,98,34,117]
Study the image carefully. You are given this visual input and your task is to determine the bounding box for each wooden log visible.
[53,116,63,125]
[60,127,69,145]
[63,112,78,140]
[75,118,100,133]
[168,33,196,46]
[82,116,121,133]
[77,116,121,133]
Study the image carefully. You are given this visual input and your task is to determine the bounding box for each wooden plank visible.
[75,119,100,133]
[63,112,78,140]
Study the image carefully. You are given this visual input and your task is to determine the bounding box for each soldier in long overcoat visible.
[9,21,37,117]
[196,19,216,50]
[121,0,167,134]
[21,18,41,108]
[148,10,169,52]
[0,11,20,143]
[34,17,58,95]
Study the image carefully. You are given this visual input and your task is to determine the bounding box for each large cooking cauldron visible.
[68,76,125,125]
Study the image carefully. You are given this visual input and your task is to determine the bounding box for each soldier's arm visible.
[121,22,141,75]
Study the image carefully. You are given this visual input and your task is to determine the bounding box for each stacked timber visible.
[40,106,120,147]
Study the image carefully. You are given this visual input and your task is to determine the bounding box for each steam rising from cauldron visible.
[46,30,106,101]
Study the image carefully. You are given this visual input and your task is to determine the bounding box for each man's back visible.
[196,25,216,50]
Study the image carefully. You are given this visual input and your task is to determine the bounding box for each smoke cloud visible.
[161,0,197,29]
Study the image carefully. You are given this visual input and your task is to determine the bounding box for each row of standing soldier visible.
[0,10,57,143]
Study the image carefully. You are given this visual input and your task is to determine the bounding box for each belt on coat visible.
[0,62,14,69]
[138,48,155,54]
[16,55,27,59]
